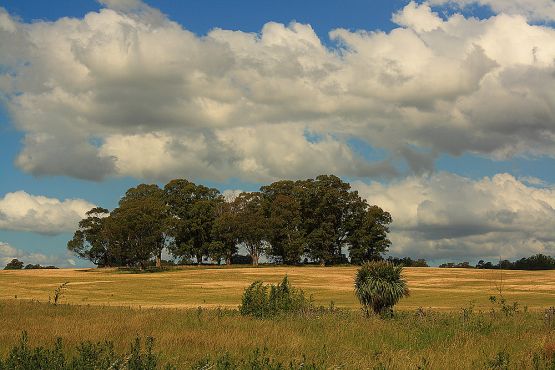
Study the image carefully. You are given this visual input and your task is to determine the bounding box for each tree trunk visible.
[319,258,325,267]
[155,253,162,268]
[226,255,232,265]
[252,253,259,267]
[196,254,202,265]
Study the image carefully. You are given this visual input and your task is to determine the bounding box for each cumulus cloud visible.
[428,0,555,22]
[0,191,95,234]
[353,173,555,261]
[0,241,74,268]
[1,2,555,181]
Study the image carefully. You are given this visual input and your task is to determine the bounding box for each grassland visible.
[1,266,554,369]
[0,266,554,310]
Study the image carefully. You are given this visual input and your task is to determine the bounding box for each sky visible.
[1,0,555,267]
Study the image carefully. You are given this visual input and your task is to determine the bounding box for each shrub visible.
[354,261,409,317]
[239,276,312,318]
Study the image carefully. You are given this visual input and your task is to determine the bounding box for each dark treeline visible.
[439,254,555,270]
[68,175,393,268]
[2,259,58,270]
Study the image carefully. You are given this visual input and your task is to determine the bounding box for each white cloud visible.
[429,0,555,22]
[353,173,555,261]
[0,191,95,234]
[1,2,555,181]
[0,241,74,268]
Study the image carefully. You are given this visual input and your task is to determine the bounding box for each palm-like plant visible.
[354,261,409,317]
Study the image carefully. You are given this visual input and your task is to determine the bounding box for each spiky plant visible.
[354,261,409,317]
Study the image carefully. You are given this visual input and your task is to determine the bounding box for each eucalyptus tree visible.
[164,179,223,264]
[233,192,269,266]
[347,205,392,264]
[261,180,304,265]
[67,207,114,266]
[111,184,170,268]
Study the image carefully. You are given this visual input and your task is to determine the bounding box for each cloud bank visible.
[354,173,555,261]
[0,2,554,182]
[0,191,95,234]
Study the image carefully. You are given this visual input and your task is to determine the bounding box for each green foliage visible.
[0,332,174,370]
[3,259,24,270]
[164,179,223,264]
[240,276,312,318]
[354,261,409,317]
[68,175,394,268]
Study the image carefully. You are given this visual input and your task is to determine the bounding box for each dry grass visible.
[1,267,554,368]
[0,300,554,369]
[0,266,554,310]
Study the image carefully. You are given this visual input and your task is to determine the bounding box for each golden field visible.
[0,266,554,310]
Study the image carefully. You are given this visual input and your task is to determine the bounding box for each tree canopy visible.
[68,175,393,268]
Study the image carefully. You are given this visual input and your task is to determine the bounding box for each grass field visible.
[1,266,554,369]
[0,266,554,310]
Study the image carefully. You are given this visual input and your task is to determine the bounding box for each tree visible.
[354,261,409,317]
[261,181,304,265]
[67,207,114,266]
[4,258,24,270]
[111,184,170,268]
[299,175,366,266]
[233,192,268,266]
[348,206,392,264]
[211,201,240,265]
[164,179,222,264]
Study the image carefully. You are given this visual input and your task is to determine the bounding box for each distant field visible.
[1,266,554,310]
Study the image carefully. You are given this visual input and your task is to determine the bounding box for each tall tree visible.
[261,181,304,265]
[110,184,170,268]
[164,179,222,264]
[234,192,268,266]
[211,201,240,265]
[299,175,363,266]
[348,205,392,264]
[67,207,114,266]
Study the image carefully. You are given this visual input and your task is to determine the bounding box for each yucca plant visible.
[354,261,409,317]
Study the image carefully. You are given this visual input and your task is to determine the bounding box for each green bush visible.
[239,276,312,318]
[354,261,409,317]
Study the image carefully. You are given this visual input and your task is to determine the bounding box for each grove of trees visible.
[68,175,393,268]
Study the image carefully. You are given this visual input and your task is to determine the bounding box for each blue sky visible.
[1,0,555,266]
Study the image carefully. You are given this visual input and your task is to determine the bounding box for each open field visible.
[1,267,554,368]
[0,266,554,310]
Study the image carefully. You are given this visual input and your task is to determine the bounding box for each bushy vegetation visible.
[354,261,409,316]
[239,276,313,318]
[0,332,174,370]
